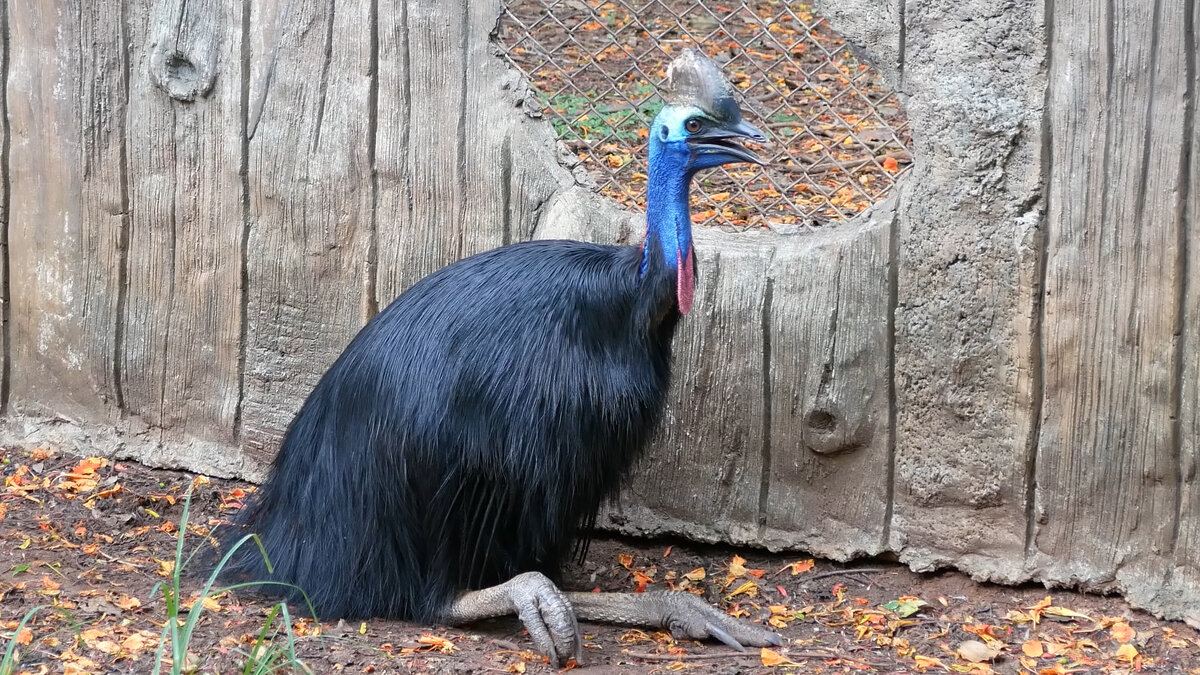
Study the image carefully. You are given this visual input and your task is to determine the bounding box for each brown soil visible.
[2,446,1198,674]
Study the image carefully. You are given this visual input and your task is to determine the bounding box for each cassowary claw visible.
[444,572,584,667]
[506,572,584,666]
[654,591,783,650]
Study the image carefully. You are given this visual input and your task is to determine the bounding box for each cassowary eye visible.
[684,118,702,133]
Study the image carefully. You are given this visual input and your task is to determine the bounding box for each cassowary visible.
[216,49,779,664]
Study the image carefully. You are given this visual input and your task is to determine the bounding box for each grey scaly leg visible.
[444,573,781,666]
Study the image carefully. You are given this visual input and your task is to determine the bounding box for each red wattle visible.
[676,247,694,315]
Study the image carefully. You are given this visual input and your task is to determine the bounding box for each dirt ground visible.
[2,445,1199,674]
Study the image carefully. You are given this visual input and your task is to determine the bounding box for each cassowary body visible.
[225,239,678,621]
[218,49,778,664]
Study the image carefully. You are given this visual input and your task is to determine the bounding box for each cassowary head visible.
[650,49,766,174]
[640,49,765,316]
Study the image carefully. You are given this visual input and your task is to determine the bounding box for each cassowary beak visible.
[687,118,768,166]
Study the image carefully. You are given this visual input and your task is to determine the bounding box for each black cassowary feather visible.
[217,236,684,622]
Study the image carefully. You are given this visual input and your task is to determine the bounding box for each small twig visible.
[806,567,889,582]
[622,651,757,662]
[624,648,857,664]
[98,550,146,568]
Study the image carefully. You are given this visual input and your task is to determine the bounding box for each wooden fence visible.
[0,0,1196,625]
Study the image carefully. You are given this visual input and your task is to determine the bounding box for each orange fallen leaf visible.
[1022,640,1044,657]
[417,634,456,654]
[121,630,159,654]
[1110,621,1135,643]
[116,595,142,611]
[182,595,220,612]
[71,457,106,475]
[94,484,123,499]
[761,647,799,667]
[41,575,61,591]
[913,654,949,671]
[683,567,706,581]
[882,156,900,172]
[777,557,816,571]
[618,553,633,569]
[16,627,33,645]
[631,570,653,593]
[1115,643,1138,662]
[156,559,175,577]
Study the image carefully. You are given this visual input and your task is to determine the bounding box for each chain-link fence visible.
[498,0,911,230]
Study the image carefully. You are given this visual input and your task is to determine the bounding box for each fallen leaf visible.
[913,654,949,671]
[417,634,456,654]
[618,553,633,569]
[1110,621,1135,643]
[182,595,220,612]
[631,570,653,593]
[1115,643,1138,662]
[94,484,123,499]
[779,559,814,575]
[121,630,159,654]
[956,640,999,663]
[1021,640,1044,657]
[883,597,925,618]
[1043,605,1091,621]
[725,580,758,599]
[683,567,705,581]
[116,595,142,611]
[761,647,799,667]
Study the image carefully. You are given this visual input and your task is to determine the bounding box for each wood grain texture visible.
[607,231,768,545]
[1034,0,1187,584]
[5,1,127,421]
[239,0,373,461]
[375,0,469,303]
[760,210,892,559]
[121,0,242,443]
[1152,0,1199,627]
[375,0,568,307]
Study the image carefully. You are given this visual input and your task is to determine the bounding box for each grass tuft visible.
[150,480,314,675]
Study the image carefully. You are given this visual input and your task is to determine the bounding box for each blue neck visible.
[640,145,692,276]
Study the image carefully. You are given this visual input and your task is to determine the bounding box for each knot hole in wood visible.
[804,408,868,455]
[150,41,216,102]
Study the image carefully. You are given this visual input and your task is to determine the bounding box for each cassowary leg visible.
[443,572,584,666]
[566,590,783,651]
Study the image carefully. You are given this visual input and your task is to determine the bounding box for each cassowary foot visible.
[444,572,584,667]
[567,590,782,651]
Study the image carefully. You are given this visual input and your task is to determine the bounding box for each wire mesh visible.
[497,0,912,230]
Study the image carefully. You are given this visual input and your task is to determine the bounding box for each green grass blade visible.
[1,605,47,675]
